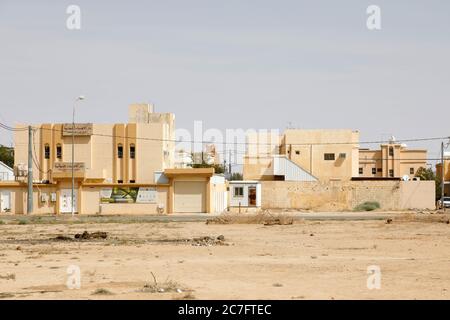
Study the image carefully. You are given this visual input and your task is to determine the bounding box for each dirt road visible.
[1,213,450,299]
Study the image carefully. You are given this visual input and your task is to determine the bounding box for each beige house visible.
[359,142,427,179]
[0,104,226,215]
[244,129,360,181]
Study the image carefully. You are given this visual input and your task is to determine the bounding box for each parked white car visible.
[438,197,450,208]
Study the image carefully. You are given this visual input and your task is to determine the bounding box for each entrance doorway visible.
[60,189,78,213]
[248,187,257,206]
[0,191,11,213]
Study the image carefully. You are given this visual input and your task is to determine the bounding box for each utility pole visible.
[71,96,84,217]
[27,126,33,214]
[442,141,445,212]
[228,150,232,176]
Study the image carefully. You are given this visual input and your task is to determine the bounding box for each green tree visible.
[230,172,243,181]
[0,145,14,168]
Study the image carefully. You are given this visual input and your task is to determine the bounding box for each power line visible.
[1,121,449,147]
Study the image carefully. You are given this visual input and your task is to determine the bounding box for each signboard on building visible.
[53,162,85,173]
[62,123,93,136]
[136,187,157,203]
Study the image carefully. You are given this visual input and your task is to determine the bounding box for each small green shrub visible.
[0,220,4,225]
[354,201,380,212]
[18,220,27,225]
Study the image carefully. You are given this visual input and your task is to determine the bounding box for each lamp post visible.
[71,96,85,217]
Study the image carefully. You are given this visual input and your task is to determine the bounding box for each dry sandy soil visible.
[1,212,450,300]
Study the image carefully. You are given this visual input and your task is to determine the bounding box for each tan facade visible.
[3,104,225,215]
[14,104,174,185]
[244,129,360,181]
[359,144,427,179]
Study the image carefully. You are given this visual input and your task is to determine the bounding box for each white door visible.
[0,191,11,213]
[60,189,78,213]
[174,181,205,213]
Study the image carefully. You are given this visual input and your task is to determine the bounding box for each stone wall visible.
[261,180,435,211]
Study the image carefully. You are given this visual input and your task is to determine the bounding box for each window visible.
[56,145,62,159]
[130,145,136,159]
[129,180,135,183]
[359,168,363,174]
[410,168,414,175]
[44,145,50,159]
[389,147,394,156]
[117,144,123,158]
[234,187,244,197]
[377,168,382,173]
[295,150,300,155]
[339,153,346,159]
[389,169,394,177]
[372,168,377,175]
[117,180,123,184]
[324,153,335,161]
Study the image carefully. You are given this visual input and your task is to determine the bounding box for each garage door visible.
[174,181,206,213]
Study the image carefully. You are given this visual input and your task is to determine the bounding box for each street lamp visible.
[72,95,85,217]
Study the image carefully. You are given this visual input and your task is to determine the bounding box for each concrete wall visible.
[261,180,435,211]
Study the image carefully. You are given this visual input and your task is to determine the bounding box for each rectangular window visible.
[377,168,382,173]
[56,145,62,159]
[130,145,136,159]
[410,168,414,175]
[117,180,123,184]
[389,147,394,156]
[389,169,394,177]
[295,150,300,155]
[324,153,335,161]
[359,168,363,174]
[117,145,123,159]
[372,168,377,175]
[44,145,50,159]
[234,187,244,197]
[129,180,135,183]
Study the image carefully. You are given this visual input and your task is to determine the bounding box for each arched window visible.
[44,144,50,159]
[130,144,136,159]
[56,144,62,159]
[117,144,123,158]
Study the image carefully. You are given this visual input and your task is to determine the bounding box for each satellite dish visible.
[402,175,410,181]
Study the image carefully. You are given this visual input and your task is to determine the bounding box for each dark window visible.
[295,150,300,155]
[130,145,136,159]
[129,180,135,183]
[44,145,50,159]
[377,168,382,172]
[389,147,394,156]
[410,168,414,175]
[389,169,394,177]
[372,168,377,175]
[359,168,363,174]
[117,180,123,184]
[234,187,244,197]
[118,145,123,158]
[56,145,62,159]
[324,153,335,161]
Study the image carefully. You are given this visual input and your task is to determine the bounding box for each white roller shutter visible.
[174,181,206,213]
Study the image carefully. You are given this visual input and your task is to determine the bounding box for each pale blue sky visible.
[0,0,449,161]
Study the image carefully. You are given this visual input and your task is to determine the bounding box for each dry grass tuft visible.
[206,212,293,225]
[0,273,16,280]
[92,288,114,295]
[142,272,185,293]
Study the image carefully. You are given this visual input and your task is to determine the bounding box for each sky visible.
[0,0,449,163]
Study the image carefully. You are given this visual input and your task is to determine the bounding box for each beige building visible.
[0,104,227,215]
[244,129,360,181]
[359,142,427,179]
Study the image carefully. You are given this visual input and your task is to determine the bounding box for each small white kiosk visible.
[228,181,261,212]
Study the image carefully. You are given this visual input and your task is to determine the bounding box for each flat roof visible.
[164,168,215,177]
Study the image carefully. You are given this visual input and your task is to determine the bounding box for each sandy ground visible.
[1,213,450,300]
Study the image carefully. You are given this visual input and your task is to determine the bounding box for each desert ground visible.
[1,212,450,300]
